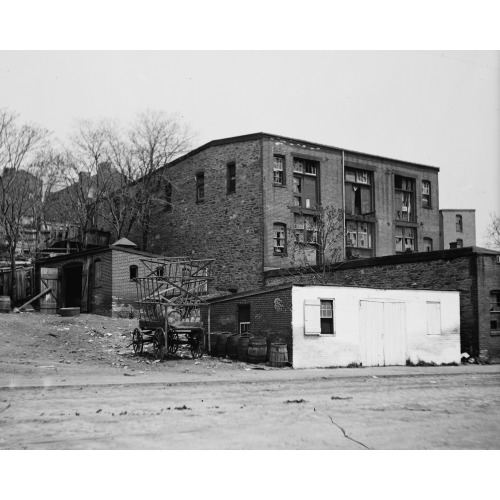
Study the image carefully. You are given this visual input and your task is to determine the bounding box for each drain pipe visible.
[342,150,346,259]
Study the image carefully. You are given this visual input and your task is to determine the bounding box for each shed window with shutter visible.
[426,302,441,335]
[304,299,335,336]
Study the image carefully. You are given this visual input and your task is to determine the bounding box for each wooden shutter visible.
[304,300,321,335]
[303,177,317,208]
[360,186,372,214]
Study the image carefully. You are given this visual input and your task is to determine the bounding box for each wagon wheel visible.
[153,328,165,361]
[167,330,179,355]
[132,328,143,354]
[190,330,205,359]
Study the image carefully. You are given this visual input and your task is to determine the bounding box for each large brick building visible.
[440,209,476,249]
[134,132,441,293]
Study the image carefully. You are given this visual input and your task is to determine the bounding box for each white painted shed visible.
[292,285,461,369]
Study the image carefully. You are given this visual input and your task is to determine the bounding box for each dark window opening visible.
[238,304,250,334]
[129,265,138,280]
[227,163,236,194]
[156,266,164,277]
[320,300,334,335]
[345,168,373,215]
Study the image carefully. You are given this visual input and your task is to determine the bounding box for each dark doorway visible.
[238,304,250,334]
[63,264,82,307]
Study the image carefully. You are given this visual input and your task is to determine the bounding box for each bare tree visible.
[127,110,194,250]
[0,108,49,301]
[484,212,500,251]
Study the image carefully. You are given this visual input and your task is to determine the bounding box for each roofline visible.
[165,132,440,171]
[439,209,476,212]
[208,282,295,303]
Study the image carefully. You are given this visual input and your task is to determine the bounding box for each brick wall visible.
[264,249,497,360]
[131,138,265,293]
[209,287,293,362]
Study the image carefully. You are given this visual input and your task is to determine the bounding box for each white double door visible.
[360,300,407,366]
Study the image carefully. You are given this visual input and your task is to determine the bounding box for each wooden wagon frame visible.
[131,256,214,360]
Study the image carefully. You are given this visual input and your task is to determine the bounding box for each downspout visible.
[342,150,346,259]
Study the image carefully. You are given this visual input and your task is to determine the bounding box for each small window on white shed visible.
[426,301,441,335]
[304,299,335,335]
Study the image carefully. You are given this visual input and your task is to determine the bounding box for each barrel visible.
[216,332,230,358]
[0,296,11,313]
[247,336,268,364]
[269,343,289,368]
[237,333,252,362]
[209,333,218,357]
[59,307,80,317]
[226,333,241,359]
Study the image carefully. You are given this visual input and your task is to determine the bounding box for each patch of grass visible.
[406,358,437,367]
[346,362,363,368]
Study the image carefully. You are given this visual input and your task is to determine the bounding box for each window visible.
[294,214,318,244]
[422,180,431,208]
[456,238,463,248]
[345,168,373,215]
[456,214,463,232]
[426,302,441,335]
[346,221,373,249]
[155,266,164,277]
[395,226,416,252]
[395,175,415,222]
[273,223,287,255]
[293,158,319,209]
[129,265,138,280]
[273,155,285,185]
[423,237,433,252]
[491,292,500,334]
[320,300,334,335]
[94,259,101,287]
[227,163,236,194]
[196,172,204,202]
[238,304,250,334]
[165,181,172,212]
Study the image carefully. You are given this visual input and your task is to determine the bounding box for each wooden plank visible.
[17,288,52,311]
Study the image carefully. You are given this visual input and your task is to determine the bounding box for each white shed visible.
[292,285,461,369]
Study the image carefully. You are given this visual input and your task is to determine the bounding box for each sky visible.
[1,50,498,246]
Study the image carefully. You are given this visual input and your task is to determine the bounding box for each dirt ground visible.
[1,311,500,450]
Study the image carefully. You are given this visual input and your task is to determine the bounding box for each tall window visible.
[395,226,416,252]
[491,291,500,334]
[273,223,287,255]
[320,300,334,335]
[422,180,431,208]
[273,155,285,185]
[165,181,172,212]
[238,304,250,334]
[196,172,204,202]
[456,214,463,232]
[395,175,415,222]
[423,237,433,252]
[227,163,236,194]
[129,265,138,280]
[293,158,319,209]
[346,221,373,249]
[345,168,373,215]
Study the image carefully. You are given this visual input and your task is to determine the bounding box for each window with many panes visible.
[196,172,204,202]
[273,155,285,185]
[456,214,463,232]
[320,300,334,335]
[395,175,415,222]
[345,168,373,215]
[491,291,500,334]
[422,180,431,208]
[227,163,236,194]
[346,221,373,249]
[273,223,287,255]
[293,158,319,209]
[395,226,416,252]
[294,214,318,244]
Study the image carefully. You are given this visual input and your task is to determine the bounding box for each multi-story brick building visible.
[136,132,441,292]
[440,209,476,249]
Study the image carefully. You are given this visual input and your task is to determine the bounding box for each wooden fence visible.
[0,266,33,301]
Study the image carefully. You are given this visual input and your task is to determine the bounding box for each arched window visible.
[129,265,138,280]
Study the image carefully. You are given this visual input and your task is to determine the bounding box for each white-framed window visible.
[273,223,287,255]
[395,226,416,252]
[426,301,442,335]
[273,156,284,185]
[320,300,334,335]
[304,299,335,336]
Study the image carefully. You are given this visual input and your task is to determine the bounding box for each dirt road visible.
[1,312,499,449]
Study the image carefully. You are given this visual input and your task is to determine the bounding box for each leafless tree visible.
[0,108,49,301]
[483,212,500,251]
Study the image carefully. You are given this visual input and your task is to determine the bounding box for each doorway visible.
[63,263,83,308]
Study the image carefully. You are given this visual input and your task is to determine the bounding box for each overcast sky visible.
[1,50,498,246]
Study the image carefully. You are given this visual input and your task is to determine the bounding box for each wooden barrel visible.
[226,333,241,359]
[247,336,268,364]
[209,333,218,357]
[216,332,230,358]
[269,343,288,368]
[0,296,11,313]
[238,333,252,362]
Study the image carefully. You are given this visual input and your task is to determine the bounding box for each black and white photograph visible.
[1,1,499,499]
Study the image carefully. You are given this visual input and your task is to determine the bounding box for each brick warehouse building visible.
[263,246,500,363]
[131,132,442,293]
[35,239,166,317]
